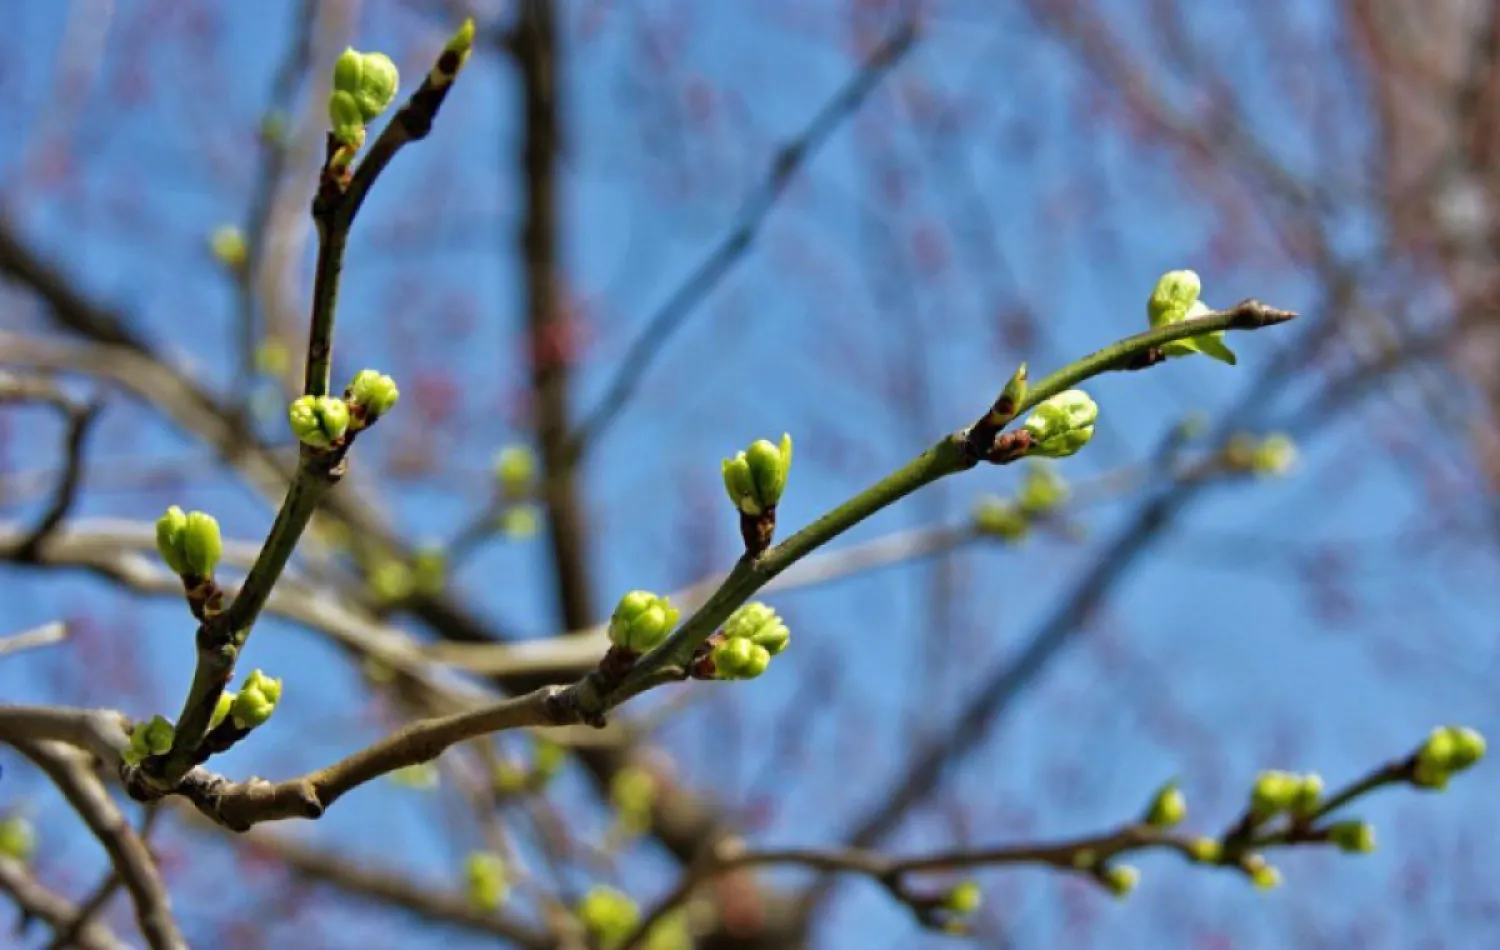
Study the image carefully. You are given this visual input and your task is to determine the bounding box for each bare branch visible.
[14,741,183,950]
[0,856,129,950]
[0,621,68,659]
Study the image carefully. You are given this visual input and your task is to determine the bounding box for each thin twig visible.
[0,621,68,659]
[623,754,1411,947]
[15,740,184,950]
[0,370,102,561]
[567,20,921,460]
[0,856,129,950]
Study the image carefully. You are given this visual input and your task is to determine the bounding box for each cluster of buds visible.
[290,369,400,450]
[1022,390,1097,459]
[709,601,790,681]
[607,591,681,655]
[229,669,283,730]
[155,506,223,580]
[1412,725,1486,789]
[1249,770,1324,821]
[1147,269,1237,365]
[328,48,399,148]
[465,852,508,911]
[722,433,793,554]
[1240,853,1282,891]
[122,715,175,766]
[289,395,351,449]
[576,886,640,947]
[1224,432,1298,477]
[346,370,400,423]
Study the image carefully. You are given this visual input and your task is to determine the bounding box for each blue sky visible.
[2,1,1497,947]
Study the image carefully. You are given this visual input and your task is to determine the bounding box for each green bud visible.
[1148,269,1202,327]
[209,226,247,269]
[610,766,657,836]
[500,505,539,539]
[1415,725,1486,787]
[328,90,365,147]
[433,18,476,83]
[943,880,982,915]
[209,690,236,732]
[608,590,680,653]
[465,852,508,911]
[1144,780,1186,828]
[1244,855,1282,891]
[1017,463,1068,515]
[1070,848,1097,870]
[180,511,222,578]
[446,19,476,57]
[331,48,399,122]
[369,559,414,604]
[532,739,565,780]
[723,433,792,515]
[1289,773,1324,819]
[1449,726,1487,771]
[0,816,36,862]
[1250,770,1298,819]
[1186,837,1222,864]
[1103,864,1139,899]
[973,496,1028,542]
[347,369,400,419]
[711,636,771,680]
[722,602,791,656]
[577,886,640,945]
[1414,726,1458,788]
[1023,390,1097,459]
[288,395,351,448]
[722,454,760,515]
[231,669,283,729]
[1147,269,1236,365]
[155,506,190,575]
[1326,820,1376,854]
[494,445,537,500]
[124,715,175,766]
[1251,433,1297,477]
[990,363,1028,423]
[412,546,446,596]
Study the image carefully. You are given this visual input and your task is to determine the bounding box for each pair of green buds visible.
[1250,770,1325,821]
[1413,725,1486,789]
[326,21,475,149]
[605,591,792,681]
[329,49,400,147]
[156,507,222,579]
[210,669,284,731]
[465,852,508,912]
[287,370,400,449]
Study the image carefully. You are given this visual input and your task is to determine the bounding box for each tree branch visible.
[14,741,183,950]
[0,856,129,950]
